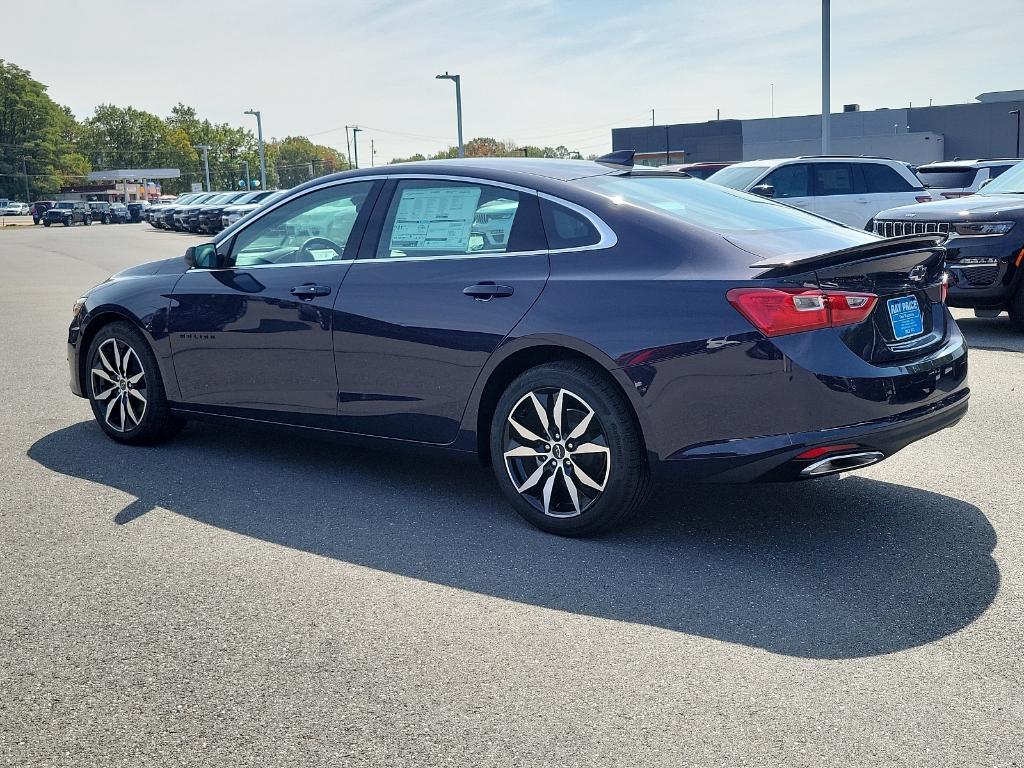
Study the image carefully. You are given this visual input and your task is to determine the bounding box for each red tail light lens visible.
[915,195,934,203]
[726,288,878,338]
[939,271,949,303]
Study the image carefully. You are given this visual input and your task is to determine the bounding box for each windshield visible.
[979,161,1024,195]
[55,202,74,209]
[705,164,769,190]
[916,167,979,189]
[574,174,861,234]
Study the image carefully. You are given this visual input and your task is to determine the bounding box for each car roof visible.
[917,159,1021,169]
[298,158,619,187]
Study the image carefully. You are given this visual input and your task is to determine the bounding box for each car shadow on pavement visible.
[955,315,1024,353]
[29,420,999,660]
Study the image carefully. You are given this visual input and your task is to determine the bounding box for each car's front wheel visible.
[43,220,50,227]
[85,321,183,445]
[490,361,651,536]
[1009,282,1024,332]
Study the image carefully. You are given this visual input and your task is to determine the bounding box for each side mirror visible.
[184,243,223,269]
[751,184,776,198]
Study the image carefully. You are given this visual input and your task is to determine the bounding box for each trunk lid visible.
[751,235,949,364]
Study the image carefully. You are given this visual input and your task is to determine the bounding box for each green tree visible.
[0,59,86,200]
[271,135,348,187]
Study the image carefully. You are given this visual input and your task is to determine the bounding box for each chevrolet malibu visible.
[68,154,968,536]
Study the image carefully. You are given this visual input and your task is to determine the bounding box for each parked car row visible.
[1,201,30,216]
[37,201,133,226]
[870,159,1024,329]
[145,189,282,234]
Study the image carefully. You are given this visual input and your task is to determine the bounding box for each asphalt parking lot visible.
[1,223,1022,767]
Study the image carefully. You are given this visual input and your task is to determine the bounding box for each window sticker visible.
[389,186,482,252]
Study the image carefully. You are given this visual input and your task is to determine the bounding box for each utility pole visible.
[1011,110,1022,157]
[22,157,30,203]
[352,126,362,168]
[196,144,212,192]
[244,110,267,190]
[371,138,376,167]
[651,109,655,126]
[821,0,831,154]
[435,72,464,158]
[243,160,251,190]
[345,127,352,169]
[770,83,775,118]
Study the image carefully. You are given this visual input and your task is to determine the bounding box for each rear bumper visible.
[655,387,968,483]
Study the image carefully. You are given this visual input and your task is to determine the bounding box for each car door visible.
[758,163,813,214]
[332,177,550,444]
[167,179,380,420]
[809,162,864,226]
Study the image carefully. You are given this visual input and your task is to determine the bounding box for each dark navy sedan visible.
[68,154,968,535]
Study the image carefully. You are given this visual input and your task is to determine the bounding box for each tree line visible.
[1,59,593,201]
[0,60,349,199]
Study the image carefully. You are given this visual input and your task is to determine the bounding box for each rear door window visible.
[376,180,540,259]
[761,164,810,198]
[813,163,856,196]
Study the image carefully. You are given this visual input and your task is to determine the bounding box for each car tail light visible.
[915,195,933,203]
[940,192,969,199]
[726,288,878,337]
[940,271,950,303]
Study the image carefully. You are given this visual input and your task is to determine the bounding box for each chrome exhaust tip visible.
[800,451,885,478]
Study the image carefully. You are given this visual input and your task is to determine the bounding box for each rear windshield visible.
[979,160,1024,195]
[55,202,74,209]
[705,164,768,190]
[574,174,854,234]
[916,167,979,189]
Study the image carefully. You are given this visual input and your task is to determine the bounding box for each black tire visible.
[84,217,92,225]
[63,218,70,226]
[85,321,184,445]
[101,215,109,224]
[43,221,51,227]
[490,361,651,536]
[1009,282,1024,332]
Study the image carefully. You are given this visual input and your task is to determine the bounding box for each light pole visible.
[435,72,464,158]
[821,0,830,154]
[1010,110,1021,157]
[196,144,212,192]
[22,157,30,203]
[243,160,251,190]
[351,126,362,168]
[819,0,827,154]
[244,109,267,191]
[371,138,376,167]
[770,83,775,118]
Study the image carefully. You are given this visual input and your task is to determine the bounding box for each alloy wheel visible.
[502,387,611,518]
[90,338,148,432]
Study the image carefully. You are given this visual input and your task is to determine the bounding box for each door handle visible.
[291,284,332,299]
[463,282,514,300]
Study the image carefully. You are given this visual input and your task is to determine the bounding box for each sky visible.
[4,0,1022,163]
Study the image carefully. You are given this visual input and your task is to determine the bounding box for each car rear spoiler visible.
[750,234,945,278]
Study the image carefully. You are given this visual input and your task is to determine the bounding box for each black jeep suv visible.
[872,159,1024,330]
[42,201,92,226]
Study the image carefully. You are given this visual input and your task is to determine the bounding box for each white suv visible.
[915,159,1021,200]
[707,156,932,228]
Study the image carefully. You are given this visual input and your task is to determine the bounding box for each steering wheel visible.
[298,236,345,260]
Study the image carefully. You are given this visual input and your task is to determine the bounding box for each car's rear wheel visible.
[43,221,50,227]
[490,361,650,536]
[62,218,70,226]
[86,321,183,445]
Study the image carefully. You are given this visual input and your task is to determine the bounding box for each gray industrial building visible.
[612,90,1024,167]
